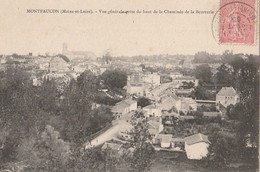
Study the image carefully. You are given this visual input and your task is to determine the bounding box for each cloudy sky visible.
[0,0,258,56]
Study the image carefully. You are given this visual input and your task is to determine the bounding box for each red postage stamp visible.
[219,0,256,44]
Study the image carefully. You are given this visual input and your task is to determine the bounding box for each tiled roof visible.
[123,98,136,105]
[157,134,172,143]
[148,120,161,129]
[143,104,159,110]
[217,87,237,96]
[102,142,122,150]
[184,133,210,145]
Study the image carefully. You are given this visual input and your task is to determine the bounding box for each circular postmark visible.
[212,1,257,44]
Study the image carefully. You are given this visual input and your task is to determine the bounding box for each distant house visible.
[160,95,197,114]
[49,55,70,73]
[101,142,123,157]
[127,83,145,97]
[160,94,181,111]
[142,104,161,117]
[174,76,199,87]
[155,134,173,148]
[142,72,161,86]
[184,133,210,160]
[111,98,137,117]
[147,118,164,138]
[216,87,239,108]
[180,97,197,113]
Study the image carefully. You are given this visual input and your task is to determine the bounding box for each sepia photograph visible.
[0,0,259,171]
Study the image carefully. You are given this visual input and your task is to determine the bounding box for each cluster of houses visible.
[0,49,239,161]
[98,70,240,160]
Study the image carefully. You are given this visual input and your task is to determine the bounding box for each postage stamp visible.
[212,0,257,44]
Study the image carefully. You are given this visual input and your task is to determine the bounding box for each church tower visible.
[62,43,68,54]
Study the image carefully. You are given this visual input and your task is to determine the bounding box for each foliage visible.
[125,118,155,172]
[180,81,194,89]
[101,69,127,90]
[136,97,151,108]
[194,64,213,84]
[193,51,221,63]
[70,147,120,172]
[206,131,237,168]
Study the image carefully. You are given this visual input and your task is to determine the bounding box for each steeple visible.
[62,43,68,54]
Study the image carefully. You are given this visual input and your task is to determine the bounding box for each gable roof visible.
[157,134,173,143]
[184,133,210,145]
[112,102,129,114]
[102,142,122,150]
[123,98,136,105]
[148,120,161,129]
[143,104,160,110]
[217,87,237,96]
[181,97,196,104]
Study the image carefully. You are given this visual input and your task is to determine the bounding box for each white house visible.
[156,134,173,148]
[160,94,181,111]
[142,104,161,117]
[184,133,210,160]
[180,97,197,113]
[216,87,239,108]
[111,98,137,117]
[147,118,164,138]
[143,73,161,86]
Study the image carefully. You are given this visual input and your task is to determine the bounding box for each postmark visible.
[212,0,257,44]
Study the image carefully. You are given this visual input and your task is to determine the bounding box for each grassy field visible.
[150,151,257,172]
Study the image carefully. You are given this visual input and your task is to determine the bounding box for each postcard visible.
[0,0,259,171]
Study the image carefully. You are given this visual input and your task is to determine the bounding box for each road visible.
[85,111,134,148]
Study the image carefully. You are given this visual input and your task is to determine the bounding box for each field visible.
[150,151,256,172]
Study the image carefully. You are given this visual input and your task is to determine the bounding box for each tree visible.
[206,131,237,168]
[137,97,151,108]
[70,146,120,172]
[215,64,234,86]
[16,125,71,171]
[101,69,127,91]
[180,81,194,89]
[126,118,155,172]
[194,64,213,84]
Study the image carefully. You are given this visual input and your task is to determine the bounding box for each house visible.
[149,82,180,101]
[142,104,161,117]
[180,97,197,113]
[216,87,239,108]
[155,134,173,148]
[147,118,164,138]
[49,55,70,73]
[127,83,145,97]
[111,98,137,117]
[142,72,161,86]
[174,76,199,87]
[101,142,124,157]
[160,95,197,114]
[160,94,181,111]
[184,133,210,160]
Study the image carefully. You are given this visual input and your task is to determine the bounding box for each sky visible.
[0,0,259,57]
